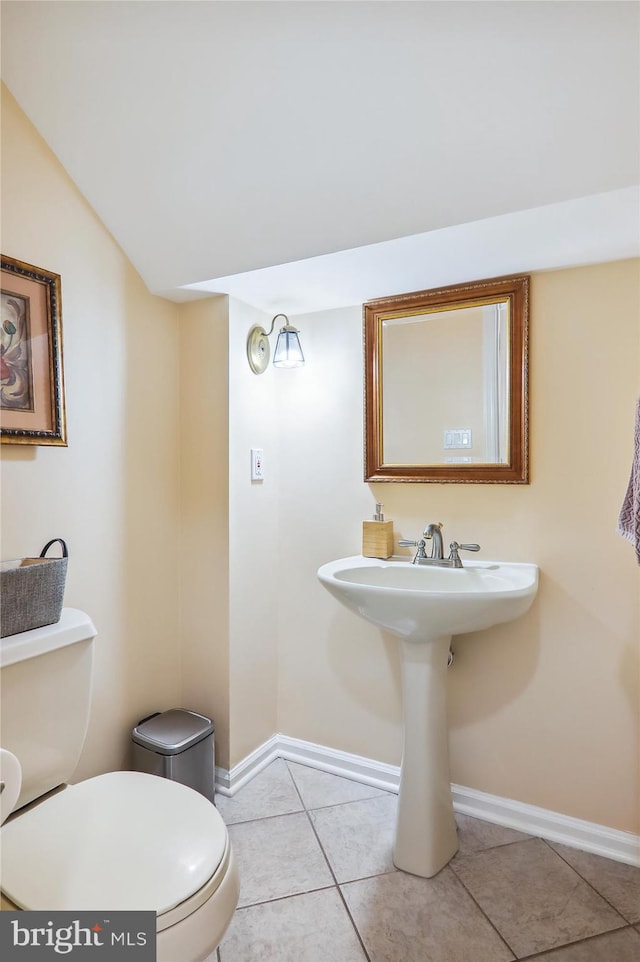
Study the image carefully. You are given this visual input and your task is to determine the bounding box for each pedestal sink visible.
[317,555,538,878]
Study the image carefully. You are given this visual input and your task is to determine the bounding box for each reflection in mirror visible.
[382,302,509,464]
[364,275,529,483]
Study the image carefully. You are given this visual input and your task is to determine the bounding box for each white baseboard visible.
[215,733,280,796]
[451,783,640,867]
[216,733,640,868]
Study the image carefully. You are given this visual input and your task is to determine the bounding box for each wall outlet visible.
[251,448,264,481]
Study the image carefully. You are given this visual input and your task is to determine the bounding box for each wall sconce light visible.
[247,314,305,374]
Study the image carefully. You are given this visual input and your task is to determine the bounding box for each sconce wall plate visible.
[247,325,271,374]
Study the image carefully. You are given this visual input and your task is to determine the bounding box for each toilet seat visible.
[1,771,229,927]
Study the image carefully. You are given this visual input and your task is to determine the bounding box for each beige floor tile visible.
[342,867,514,962]
[219,888,367,962]
[453,813,532,856]
[215,759,303,825]
[524,926,640,961]
[228,812,333,907]
[451,838,625,957]
[309,794,397,883]
[548,842,640,923]
[287,760,389,810]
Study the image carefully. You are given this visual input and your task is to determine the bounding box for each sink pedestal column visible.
[393,634,458,878]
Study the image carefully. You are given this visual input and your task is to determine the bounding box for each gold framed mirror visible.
[364,274,529,483]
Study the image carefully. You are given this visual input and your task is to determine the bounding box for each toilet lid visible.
[1,771,228,915]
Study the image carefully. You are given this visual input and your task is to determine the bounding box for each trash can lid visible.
[132,709,214,754]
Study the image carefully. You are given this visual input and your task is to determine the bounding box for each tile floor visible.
[208,759,640,962]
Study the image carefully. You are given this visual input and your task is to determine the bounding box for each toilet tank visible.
[0,609,97,810]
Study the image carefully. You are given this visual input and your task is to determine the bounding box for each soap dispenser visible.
[362,503,394,559]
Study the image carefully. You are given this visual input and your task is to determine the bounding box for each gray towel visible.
[617,397,640,564]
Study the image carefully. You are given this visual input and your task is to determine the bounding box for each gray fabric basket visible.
[1,538,68,638]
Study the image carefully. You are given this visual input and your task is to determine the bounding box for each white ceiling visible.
[2,1,639,315]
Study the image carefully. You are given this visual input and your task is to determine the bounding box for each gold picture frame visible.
[1,255,67,446]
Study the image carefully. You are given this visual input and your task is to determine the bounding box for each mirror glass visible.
[364,275,529,483]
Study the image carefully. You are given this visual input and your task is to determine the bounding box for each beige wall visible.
[278,261,640,834]
[1,87,183,777]
[227,298,279,766]
[178,295,281,770]
[179,296,231,767]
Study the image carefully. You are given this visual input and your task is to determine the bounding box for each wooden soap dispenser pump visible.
[362,503,394,559]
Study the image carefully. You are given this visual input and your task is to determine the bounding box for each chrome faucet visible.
[399,522,444,562]
[399,523,480,568]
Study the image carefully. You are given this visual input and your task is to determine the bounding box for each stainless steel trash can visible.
[132,709,215,804]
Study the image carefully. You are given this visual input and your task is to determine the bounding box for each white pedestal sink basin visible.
[317,555,538,878]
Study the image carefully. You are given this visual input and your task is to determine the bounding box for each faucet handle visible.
[448,542,481,568]
[398,538,427,564]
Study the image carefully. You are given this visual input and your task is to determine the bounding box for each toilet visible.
[0,609,239,962]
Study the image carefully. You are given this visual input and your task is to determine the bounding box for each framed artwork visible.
[1,255,67,446]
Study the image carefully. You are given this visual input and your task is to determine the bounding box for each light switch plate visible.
[443,428,472,450]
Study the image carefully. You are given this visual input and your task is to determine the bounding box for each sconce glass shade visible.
[273,326,305,368]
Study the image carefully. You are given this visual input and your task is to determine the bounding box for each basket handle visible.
[40,538,68,559]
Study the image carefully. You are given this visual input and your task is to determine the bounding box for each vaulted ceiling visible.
[2,1,639,313]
